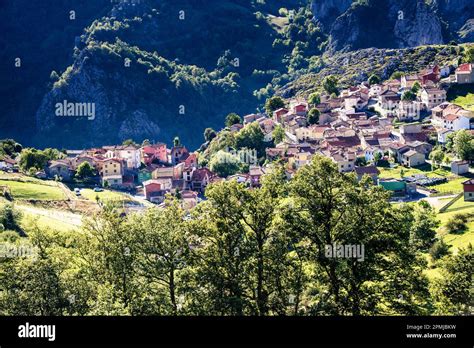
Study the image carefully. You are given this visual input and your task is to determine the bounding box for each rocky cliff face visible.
[310,0,353,27]
[434,0,474,30]
[391,0,444,48]
[320,0,473,53]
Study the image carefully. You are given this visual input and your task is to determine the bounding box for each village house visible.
[181,190,199,209]
[315,102,332,114]
[72,154,97,171]
[396,100,422,122]
[46,159,74,181]
[143,180,166,202]
[439,65,451,78]
[344,95,367,111]
[137,165,157,184]
[451,160,470,175]
[420,87,446,111]
[369,84,383,97]
[383,79,401,92]
[259,118,276,142]
[326,150,356,173]
[152,166,174,179]
[462,179,474,201]
[249,165,266,187]
[431,103,474,139]
[295,125,329,142]
[273,108,289,123]
[104,145,141,169]
[378,178,416,196]
[227,173,251,185]
[419,65,440,85]
[0,156,16,170]
[289,100,308,116]
[355,166,380,183]
[364,146,384,163]
[285,116,307,134]
[99,158,123,187]
[230,123,244,132]
[397,123,429,144]
[386,142,410,163]
[437,128,453,143]
[140,143,167,165]
[378,90,401,116]
[406,141,433,157]
[99,158,122,177]
[183,153,198,168]
[401,150,425,167]
[243,113,265,125]
[265,147,286,161]
[190,168,214,192]
[171,146,190,165]
[401,74,422,89]
[288,151,313,170]
[455,63,474,84]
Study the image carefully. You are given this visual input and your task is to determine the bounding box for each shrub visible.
[0,204,22,231]
[429,240,451,261]
[0,230,20,243]
[445,214,469,234]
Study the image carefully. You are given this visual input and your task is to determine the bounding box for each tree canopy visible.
[0,155,453,316]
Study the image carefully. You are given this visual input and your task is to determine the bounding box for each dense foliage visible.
[0,156,466,316]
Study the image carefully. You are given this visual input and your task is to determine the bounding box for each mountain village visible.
[1,63,474,209]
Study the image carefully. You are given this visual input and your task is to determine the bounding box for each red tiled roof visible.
[457,63,472,73]
[445,114,458,121]
[192,168,213,181]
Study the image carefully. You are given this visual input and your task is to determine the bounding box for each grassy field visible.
[447,83,474,111]
[378,164,451,179]
[0,179,66,200]
[20,208,80,233]
[378,164,467,194]
[0,199,80,233]
[436,198,474,252]
[80,188,133,203]
[430,177,467,195]
[451,93,474,111]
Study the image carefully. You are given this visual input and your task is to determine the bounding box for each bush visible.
[0,203,22,231]
[0,230,20,243]
[429,240,451,261]
[445,214,469,234]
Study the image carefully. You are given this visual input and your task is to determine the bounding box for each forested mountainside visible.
[0,0,473,149]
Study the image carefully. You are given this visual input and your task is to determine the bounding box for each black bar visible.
[0,316,472,346]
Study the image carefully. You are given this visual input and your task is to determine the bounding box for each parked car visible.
[94,187,104,192]
[74,188,81,196]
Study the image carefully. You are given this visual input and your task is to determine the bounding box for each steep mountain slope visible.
[312,0,474,52]
[0,0,110,141]
[278,44,464,98]
[32,0,311,149]
[1,0,473,150]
